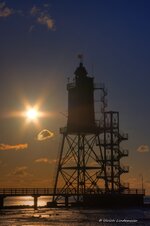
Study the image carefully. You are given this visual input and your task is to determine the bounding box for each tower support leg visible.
[52,132,105,205]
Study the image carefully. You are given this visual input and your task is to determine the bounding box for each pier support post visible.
[33,196,39,210]
[0,196,5,208]
[65,195,68,207]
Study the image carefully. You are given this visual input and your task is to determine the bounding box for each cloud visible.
[37,129,54,141]
[30,5,55,30]
[0,2,13,18]
[30,5,40,15]
[0,143,28,151]
[0,3,55,30]
[37,15,54,30]
[11,166,31,177]
[137,145,149,153]
[35,158,50,164]
[35,158,57,164]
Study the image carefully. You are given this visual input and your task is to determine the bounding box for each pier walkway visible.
[0,188,145,209]
[0,188,57,209]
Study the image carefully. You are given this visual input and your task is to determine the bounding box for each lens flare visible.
[26,108,39,120]
[37,129,54,141]
[1,98,53,127]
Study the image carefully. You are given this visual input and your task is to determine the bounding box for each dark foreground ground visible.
[0,207,150,226]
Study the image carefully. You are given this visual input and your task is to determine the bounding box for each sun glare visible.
[26,108,39,121]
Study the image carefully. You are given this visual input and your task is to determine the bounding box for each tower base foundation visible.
[82,193,144,208]
[48,193,144,208]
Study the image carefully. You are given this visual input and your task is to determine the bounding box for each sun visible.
[26,108,39,121]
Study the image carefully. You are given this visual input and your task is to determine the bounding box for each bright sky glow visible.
[0,0,150,193]
[26,108,39,121]
[22,102,52,125]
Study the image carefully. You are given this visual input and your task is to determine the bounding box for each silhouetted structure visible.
[0,60,145,210]
[50,59,144,207]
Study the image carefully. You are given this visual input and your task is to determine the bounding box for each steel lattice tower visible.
[97,111,129,192]
[52,61,129,206]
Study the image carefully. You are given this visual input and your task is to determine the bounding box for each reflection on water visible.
[5,196,52,207]
[38,196,52,206]
[1,197,150,225]
[0,207,150,226]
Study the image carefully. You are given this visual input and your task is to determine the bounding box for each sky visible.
[0,0,150,194]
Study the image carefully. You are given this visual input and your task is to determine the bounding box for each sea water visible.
[0,196,150,225]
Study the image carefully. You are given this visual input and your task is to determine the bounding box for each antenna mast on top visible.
[77,54,83,63]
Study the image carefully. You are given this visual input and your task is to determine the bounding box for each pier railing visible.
[0,188,54,196]
[0,188,145,196]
